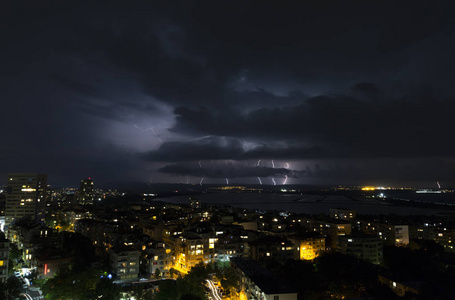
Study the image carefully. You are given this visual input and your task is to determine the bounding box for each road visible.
[206,279,222,300]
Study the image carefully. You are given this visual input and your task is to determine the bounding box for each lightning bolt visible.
[150,127,162,142]
[257,177,262,185]
[283,162,289,185]
[133,123,162,142]
[186,176,189,184]
[226,178,229,185]
[198,161,204,185]
[271,160,276,185]
[256,159,262,185]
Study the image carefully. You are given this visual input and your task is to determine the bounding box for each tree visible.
[154,268,161,279]
[95,277,121,300]
[8,242,22,274]
[124,284,154,300]
[155,263,210,300]
[155,280,179,300]
[0,276,23,300]
[9,242,22,261]
[42,265,120,300]
[169,267,180,279]
[219,266,240,295]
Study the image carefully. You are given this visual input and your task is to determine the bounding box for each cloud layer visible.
[1,1,455,187]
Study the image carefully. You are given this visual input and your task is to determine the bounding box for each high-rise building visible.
[5,173,47,229]
[78,178,94,205]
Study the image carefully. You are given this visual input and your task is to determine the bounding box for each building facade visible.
[231,258,298,300]
[110,246,140,281]
[290,235,326,260]
[78,178,94,205]
[338,234,383,265]
[0,232,9,283]
[5,173,47,229]
[329,208,356,220]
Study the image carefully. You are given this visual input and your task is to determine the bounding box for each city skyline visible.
[2,1,455,188]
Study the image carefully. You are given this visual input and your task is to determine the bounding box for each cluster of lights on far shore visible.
[361,186,390,191]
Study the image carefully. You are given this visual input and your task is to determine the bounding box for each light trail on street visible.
[206,279,222,300]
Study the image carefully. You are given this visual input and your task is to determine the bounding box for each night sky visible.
[2,1,455,188]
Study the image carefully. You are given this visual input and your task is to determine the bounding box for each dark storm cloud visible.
[170,90,455,158]
[1,1,455,186]
[144,136,324,162]
[299,157,455,187]
[351,83,379,95]
[159,162,304,179]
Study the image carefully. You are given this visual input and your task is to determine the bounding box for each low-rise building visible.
[246,236,294,263]
[110,245,140,281]
[142,242,173,277]
[302,218,351,250]
[289,234,325,260]
[338,234,383,265]
[231,258,298,300]
[378,274,422,297]
[0,232,9,283]
[31,247,71,279]
[329,208,356,220]
[357,221,409,247]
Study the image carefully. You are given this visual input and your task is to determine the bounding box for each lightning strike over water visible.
[437,181,441,189]
[200,177,204,186]
[271,160,276,185]
[256,159,262,185]
[199,160,203,168]
[226,178,229,185]
[283,162,290,185]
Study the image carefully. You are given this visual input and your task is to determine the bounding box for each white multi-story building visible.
[338,234,383,265]
[110,245,140,281]
[143,242,173,277]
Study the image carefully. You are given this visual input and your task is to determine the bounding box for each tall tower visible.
[5,173,47,229]
[78,178,94,205]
